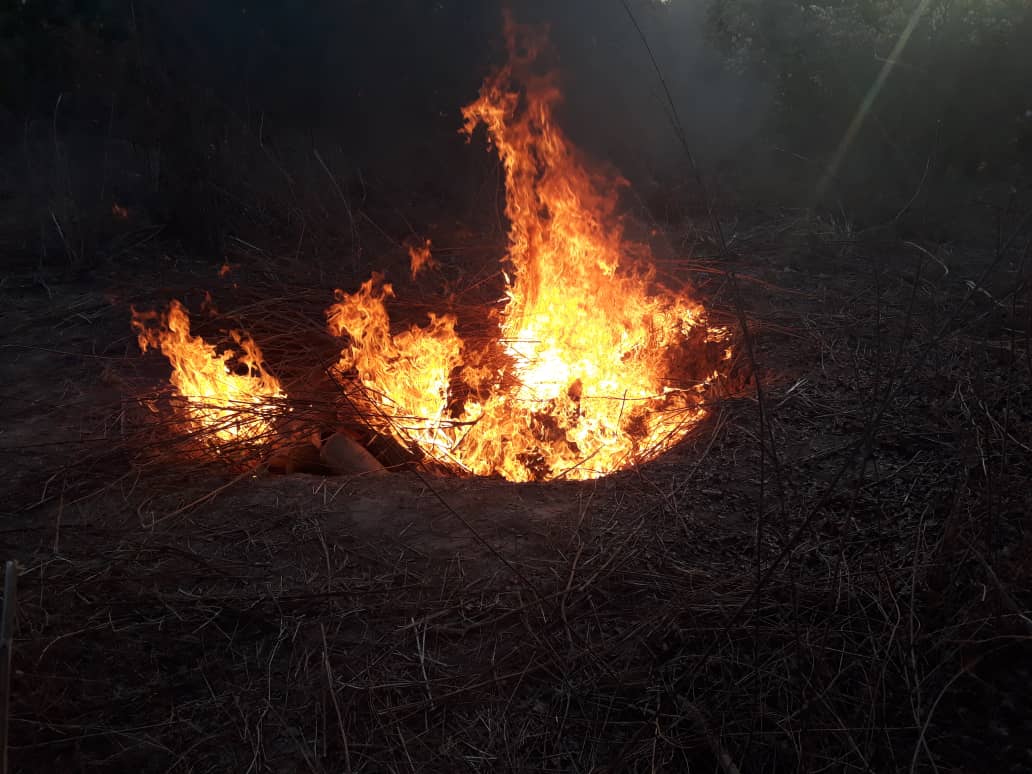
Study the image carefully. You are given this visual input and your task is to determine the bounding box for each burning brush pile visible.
[130,20,732,482]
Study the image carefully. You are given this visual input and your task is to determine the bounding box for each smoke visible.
[134,2,766,184]
[48,0,770,239]
[510,0,770,187]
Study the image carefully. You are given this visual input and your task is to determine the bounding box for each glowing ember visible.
[326,18,731,482]
[131,300,285,447]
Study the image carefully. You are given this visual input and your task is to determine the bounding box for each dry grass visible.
[1,209,1030,773]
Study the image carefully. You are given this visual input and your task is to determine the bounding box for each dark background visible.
[2,0,1031,268]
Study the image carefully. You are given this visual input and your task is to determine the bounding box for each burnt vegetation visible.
[2,1,1031,773]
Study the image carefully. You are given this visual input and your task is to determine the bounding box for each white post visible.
[0,561,18,774]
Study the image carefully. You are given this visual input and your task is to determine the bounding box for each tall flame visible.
[131,300,285,447]
[327,18,730,482]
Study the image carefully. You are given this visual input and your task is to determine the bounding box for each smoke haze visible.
[137,1,766,189]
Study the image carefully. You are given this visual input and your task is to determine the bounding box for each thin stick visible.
[313,148,358,274]
[815,0,932,203]
[320,624,352,772]
[0,561,18,774]
[620,0,727,253]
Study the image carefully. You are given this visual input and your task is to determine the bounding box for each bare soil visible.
[2,212,1030,772]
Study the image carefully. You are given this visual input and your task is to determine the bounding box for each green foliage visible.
[706,0,1032,210]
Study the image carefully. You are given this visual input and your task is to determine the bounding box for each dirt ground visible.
[2,211,1031,772]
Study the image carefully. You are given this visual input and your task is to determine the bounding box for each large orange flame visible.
[327,19,730,482]
[131,300,285,448]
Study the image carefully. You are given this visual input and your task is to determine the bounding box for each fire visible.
[408,238,435,279]
[326,17,730,482]
[131,300,285,448]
